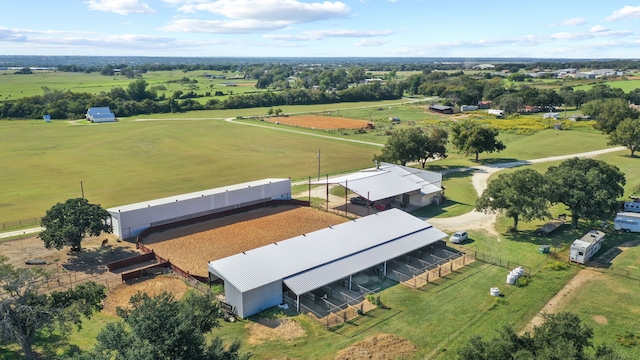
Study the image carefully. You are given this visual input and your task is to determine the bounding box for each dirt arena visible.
[142,205,348,278]
[265,115,371,129]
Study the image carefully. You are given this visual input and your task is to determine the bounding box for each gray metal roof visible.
[107,178,289,213]
[207,209,436,293]
[283,224,447,295]
[310,163,442,202]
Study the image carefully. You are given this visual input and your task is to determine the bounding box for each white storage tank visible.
[490,287,500,296]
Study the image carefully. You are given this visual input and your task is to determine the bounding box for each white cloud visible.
[561,17,586,26]
[606,6,640,21]
[590,25,609,33]
[161,19,290,33]
[178,0,350,22]
[355,39,388,46]
[263,29,393,41]
[87,0,155,15]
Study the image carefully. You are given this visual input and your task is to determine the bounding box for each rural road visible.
[424,146,626,236]
[0,227,43,239]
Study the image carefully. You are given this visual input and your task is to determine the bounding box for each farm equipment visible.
[535,214,566,236]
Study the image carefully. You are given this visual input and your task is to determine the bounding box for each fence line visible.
[1,217,42,231]
[0,266,123,298]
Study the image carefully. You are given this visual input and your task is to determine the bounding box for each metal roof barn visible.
[86,107,116,123]
[208,209,446,318]
[311,162,443,206]
[107,178,291,239]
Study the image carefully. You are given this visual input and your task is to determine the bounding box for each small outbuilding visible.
[429,105,453,114]
[86,107,116,123]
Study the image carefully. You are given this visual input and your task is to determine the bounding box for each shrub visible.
[543,260,570,271]
[515,275,531,287]
[616,332,640,347]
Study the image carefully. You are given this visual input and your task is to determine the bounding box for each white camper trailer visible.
[614,212,640,233]
[569,230,605,264]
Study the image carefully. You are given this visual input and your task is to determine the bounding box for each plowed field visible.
[143,206,348,278]
[266,115,370,129]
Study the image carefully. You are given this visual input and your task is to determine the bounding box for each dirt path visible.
[520,270,603,334]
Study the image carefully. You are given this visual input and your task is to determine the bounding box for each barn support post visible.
[349,275,352,290]
[383,261,387,276]
[296,294,300,313]
[326,174,329,211]
[308,177,311,202]
[367,191,370,215]
[344,179,348,216]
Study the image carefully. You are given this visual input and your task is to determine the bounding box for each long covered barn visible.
[107,178,291,239]
[208,209,447,318]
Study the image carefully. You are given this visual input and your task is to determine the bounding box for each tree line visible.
[0,78,405,120]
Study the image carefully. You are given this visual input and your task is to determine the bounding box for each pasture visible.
[0,118,378,222]
[0,69,259,103]
[574,78,640,93]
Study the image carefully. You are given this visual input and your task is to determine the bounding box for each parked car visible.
[450,231,468,244]
[350,196,373,206]
[374,203,391,211]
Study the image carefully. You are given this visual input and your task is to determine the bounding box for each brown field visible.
[143,205,348,278]
[265,115,371,129]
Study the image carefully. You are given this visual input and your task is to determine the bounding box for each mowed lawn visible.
[0,119,378,221]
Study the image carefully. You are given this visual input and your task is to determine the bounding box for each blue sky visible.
[1,0,640,58]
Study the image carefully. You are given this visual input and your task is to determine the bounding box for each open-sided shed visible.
[312,162,443,207]
[107,178,291,239]
[208,209,447,318]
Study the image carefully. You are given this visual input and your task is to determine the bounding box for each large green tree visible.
[582,98,639,134]
[377,127,426,166]
[39,198,112,252]
[608,117,640,156]
[456,312,621,360]
[451,121,506,161]
[476,169,550,230]
[377,127,449,167]
[545,158,625,228]
[0,256,106,360]
[83,291,250,360]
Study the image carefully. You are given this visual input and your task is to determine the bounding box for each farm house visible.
[107,178,291,239]
[85,107,116,123]
[312,162,443,208]
[208,209,447,318]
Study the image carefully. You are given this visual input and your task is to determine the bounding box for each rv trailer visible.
[569,230,605,264]
[614,212,640,233]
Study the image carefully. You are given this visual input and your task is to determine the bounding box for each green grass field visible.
[0,118,378,222]
[574,78,640,93]
[0,69,260,104]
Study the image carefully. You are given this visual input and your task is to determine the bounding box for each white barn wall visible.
[108,179,291,239]
[241,281,283,318]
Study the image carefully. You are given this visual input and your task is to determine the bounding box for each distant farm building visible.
[477,101,492,109]
[472,64,495,70]
[208,209,448,318]
[107,178,292,239]
[460,105,478,112]
[543,112,560,119]
[429,105,453,114]
[520,105,540,113]
[85,107,116,123]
